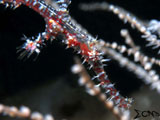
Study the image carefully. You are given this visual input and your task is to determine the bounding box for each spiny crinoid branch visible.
[99,29,160,70]
[72,57,131,120]
[78,1,160,94]
[97,38,160,94]
[120,29,160,70]
[0,104,55,120]
[79,2,160,54]
[102,29,160,73]
[0,0,132,108]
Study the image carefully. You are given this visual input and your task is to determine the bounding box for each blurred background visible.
[0,0,160,119]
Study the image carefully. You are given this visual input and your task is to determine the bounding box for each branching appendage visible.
[97,38,160,94]
[0,0,132,109]
[72,57,131,120]
[79,2,160,54]
[0,104,55,120]
[98,30,160,70]
[79,1,160,94]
